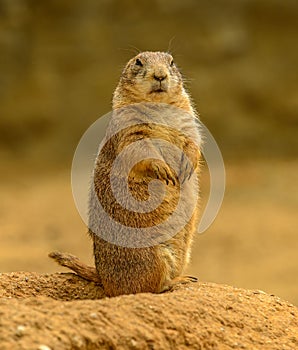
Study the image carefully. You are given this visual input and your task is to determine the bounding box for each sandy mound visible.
[0,272,297,350]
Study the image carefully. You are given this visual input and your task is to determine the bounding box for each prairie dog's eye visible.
[170,59,174,67]
[135,58,143,67]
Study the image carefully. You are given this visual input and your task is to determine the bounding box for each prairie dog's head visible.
[113,51,192,112]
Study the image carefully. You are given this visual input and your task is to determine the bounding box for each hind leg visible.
[48,251,101,283]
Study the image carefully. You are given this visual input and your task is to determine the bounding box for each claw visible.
[188,168,194,180]
[185,275,198,282]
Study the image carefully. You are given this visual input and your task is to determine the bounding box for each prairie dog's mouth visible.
[151,88,166,93]
[150,83,168,94]
[150,81,169,94]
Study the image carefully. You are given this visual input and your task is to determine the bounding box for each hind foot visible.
[160,275,198,293]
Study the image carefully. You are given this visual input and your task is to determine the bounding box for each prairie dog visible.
[49,51,202,297]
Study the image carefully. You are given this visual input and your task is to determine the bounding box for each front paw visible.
[178,153,195,183]
[130,159,176,186]
[179,146,200,183]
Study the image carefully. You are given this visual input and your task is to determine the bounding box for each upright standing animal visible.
[49,51,202,297]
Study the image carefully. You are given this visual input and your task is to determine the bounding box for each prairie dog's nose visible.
[153,67,168,81]
[154,74,167,81]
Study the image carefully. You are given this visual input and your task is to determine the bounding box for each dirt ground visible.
[0,272,297,350]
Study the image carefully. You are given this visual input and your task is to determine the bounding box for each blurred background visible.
[0,0,297,304]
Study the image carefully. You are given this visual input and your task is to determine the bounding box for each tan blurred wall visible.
[0,0,297,166]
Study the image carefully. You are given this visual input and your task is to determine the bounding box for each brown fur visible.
[49,51,202,297]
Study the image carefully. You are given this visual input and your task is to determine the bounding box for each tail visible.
[48,251,101,283]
